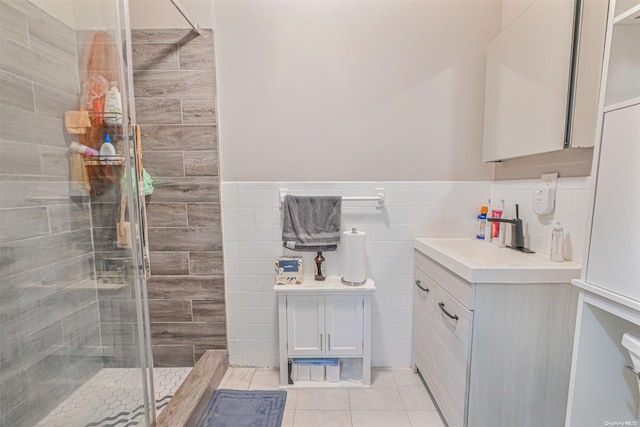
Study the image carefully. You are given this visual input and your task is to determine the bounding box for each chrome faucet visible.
[487,204,534,253]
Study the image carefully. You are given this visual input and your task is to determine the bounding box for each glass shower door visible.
[0,0,155,425]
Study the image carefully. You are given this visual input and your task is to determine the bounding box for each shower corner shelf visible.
[82,154,127,196]
[88,111,125,129]
[83,155,126,167]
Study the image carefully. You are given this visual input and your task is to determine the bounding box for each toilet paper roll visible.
[342,229,366,285]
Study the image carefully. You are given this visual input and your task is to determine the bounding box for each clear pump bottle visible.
[550,222,564,262]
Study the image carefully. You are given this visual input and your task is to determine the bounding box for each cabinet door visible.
[586,102,640,300]
[325,295,364,356]
[483,0,576,161]
[286,295,324,356]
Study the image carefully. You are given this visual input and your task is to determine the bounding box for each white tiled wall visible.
[221,177,591,368]
[490,177,591,261]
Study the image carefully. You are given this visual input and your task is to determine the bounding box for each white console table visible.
[275,277,375,388]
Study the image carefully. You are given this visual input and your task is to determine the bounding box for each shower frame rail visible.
[169,0,201,35]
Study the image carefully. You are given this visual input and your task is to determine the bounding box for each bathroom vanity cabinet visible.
[412,238,581,427]
[275,278,375,387]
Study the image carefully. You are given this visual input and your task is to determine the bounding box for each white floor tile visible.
[282,410,295,427]
[284,389,298,412]
[249,368,281,390]
[296,388,350,410]
[399,383,437,411]
[370,369,398,388]
[391,369,424,388]
[293,410,352,427]
[217,366,443,427]
[351,410,412,427]
[406,410,446,427]
[348,387,405,411]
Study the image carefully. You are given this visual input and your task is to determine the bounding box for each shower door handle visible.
[143,254,151,279]
[133,123,151,280]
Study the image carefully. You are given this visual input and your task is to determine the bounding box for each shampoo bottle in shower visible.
[314,251,326,281]
[99,134,117,165]
[104,82,122,126]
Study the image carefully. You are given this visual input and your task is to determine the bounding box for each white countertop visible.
[274,276,376,293]
[414,237,582,284]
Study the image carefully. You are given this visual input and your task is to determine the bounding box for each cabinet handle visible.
[438,302,459,320]
[320,334,323,351]
[415,279,429,292]
[328,334,331,350]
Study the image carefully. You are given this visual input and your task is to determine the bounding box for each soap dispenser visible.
[550,222,564,262]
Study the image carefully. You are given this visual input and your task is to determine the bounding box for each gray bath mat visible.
[196,389,287,427]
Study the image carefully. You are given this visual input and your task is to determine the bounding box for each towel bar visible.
[279,188,385,206]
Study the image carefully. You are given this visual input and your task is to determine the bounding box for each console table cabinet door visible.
[326,295,364,356]
[286,295,324,356]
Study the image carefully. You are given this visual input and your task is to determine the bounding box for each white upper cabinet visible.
[483,0,609,162]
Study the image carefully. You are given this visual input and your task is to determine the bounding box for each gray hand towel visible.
[282,195,342,251]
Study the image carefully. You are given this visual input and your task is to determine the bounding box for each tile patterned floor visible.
[35,367,191,427]
[218,367,446,427]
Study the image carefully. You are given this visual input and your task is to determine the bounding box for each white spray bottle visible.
[104,82,122,126]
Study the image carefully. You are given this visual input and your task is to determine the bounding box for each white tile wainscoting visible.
[491,177,591,261]
[221,178,590,368]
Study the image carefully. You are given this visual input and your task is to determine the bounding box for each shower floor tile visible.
[35,367,191,427]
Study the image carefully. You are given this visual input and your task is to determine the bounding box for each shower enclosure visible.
[0,0,156,425]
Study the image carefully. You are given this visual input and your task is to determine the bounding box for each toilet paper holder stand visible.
[341,227,367,287]
[341,277,367,287]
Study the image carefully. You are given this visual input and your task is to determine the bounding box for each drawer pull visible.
[438,302,459,320]
[415,280,430,292]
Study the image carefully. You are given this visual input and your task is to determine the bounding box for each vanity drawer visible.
[415,250,474,310]
[412,268,437,377]
[431,284,473,427]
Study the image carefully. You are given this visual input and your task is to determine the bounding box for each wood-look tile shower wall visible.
[132,29,226,367]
